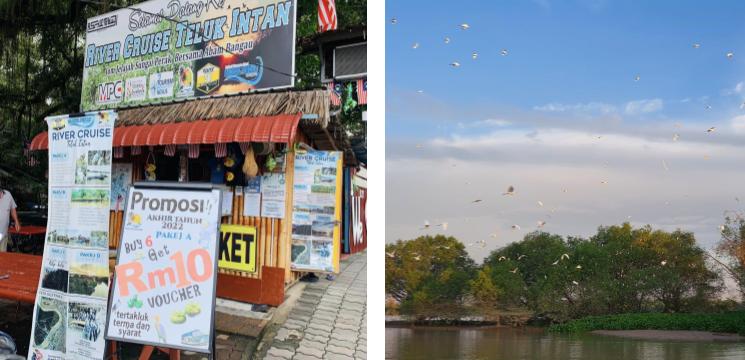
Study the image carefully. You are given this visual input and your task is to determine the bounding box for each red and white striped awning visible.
[29,113,302,151]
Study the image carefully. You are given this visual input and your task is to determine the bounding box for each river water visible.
[386,326,745,360]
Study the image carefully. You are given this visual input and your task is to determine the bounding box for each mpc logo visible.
[96,80,124,105]
[87,15,117,32]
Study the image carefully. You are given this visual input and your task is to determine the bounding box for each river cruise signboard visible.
[81,0,297,111]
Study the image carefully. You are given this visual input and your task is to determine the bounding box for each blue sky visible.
[386,1,745,298]
[387,0,745,139]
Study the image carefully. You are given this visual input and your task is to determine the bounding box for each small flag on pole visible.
[357,79,367,105]
[318,0,337,32]
[188,144,200,159]
[329,81,342,106]
[215,143,227,158]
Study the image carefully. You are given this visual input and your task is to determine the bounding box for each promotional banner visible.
[290,151,342,273]
[28,111,115,360]
[81,0,297,111]
[218,224,257,273]
[105,185,221,353]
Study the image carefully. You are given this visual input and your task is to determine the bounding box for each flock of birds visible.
[388,18,742,281]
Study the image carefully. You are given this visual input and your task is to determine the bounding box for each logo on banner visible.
[148,71,174,99]
[96,80,124,105]
[224,57,264,86]
[87,15,117,32]
[197,63,220,94]
[176,65,195,98]
[125,76,147,102]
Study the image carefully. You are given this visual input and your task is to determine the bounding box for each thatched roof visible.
[117,89,330,127]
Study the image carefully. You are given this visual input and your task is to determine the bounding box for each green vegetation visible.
[549,312,745,335]
[386,223,742,325]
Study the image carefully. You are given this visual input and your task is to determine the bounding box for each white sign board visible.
[261,173,286,219]
[29,111,115,360]
[105,184,221,353]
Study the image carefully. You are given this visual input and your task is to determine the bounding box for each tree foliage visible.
[387,224,723,320]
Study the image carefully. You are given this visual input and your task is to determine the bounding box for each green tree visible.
[385,235,475,315]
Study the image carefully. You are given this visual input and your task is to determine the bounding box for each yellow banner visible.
[218,224,257,273]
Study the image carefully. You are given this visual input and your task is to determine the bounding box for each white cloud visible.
[624,98,663,115]
[731,115,745,134]
[534,102,617,114]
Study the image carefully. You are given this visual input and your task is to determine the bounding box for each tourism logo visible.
[197,63,220,94]
[176,65,194,98]
[148,71,174,99]
[125,76,147,102]
[125,212,143,231]
[50,118,67,131]
[95,80,124,105]
[224,57,264,86]
[87,14,117,32]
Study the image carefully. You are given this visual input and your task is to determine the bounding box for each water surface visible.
[386,326,745,360]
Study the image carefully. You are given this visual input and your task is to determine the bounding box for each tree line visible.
[386,221,745,321]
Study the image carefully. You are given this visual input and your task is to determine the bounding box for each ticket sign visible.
[105,184,221,354]
[218,224,257,273]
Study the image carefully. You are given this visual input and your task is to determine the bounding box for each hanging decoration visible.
[329,81,342,106]
[131,145,142,155]
[239,142,251,154]
[188,144,200,159]
[144,151,157,181]
[164,144,177,157]
[242,144,259,178]
[343,82,358,113]
[113,147,124,158]
[215,143,228,158]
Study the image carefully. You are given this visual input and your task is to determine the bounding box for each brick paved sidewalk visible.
[258,251,367,360]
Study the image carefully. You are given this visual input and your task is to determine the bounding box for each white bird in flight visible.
[511,224,521,230]
[727,52,734,60]
[537,220,546,228]
[503,185,515,196]
[412,42,419,49]
[444,37,451,44]
[672,134,679,141]
[450,61,461,68]
[692,43,700,49]
[510,267,519,274]
[500,49,509,56]
[460,23,470,30]
[391,18,398,24]
[706,127,716,133]
[472,52,478,60]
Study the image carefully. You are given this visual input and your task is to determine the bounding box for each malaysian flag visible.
[357,79,367,105]
[164,144,177,157]
[215,143,227,158]
[318,0,337,32]
[329,81,342,106]
[188,144,200,159]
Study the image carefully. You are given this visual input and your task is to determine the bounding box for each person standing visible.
[0,184,20,252]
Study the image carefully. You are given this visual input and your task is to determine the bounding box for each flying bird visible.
[672,134,679,141]
[450,61,461,68]
[412,42,419,49]
[706,127,715,133]
[552,259,560,265]
[472,199,482,203]
[421,220,430,230]
[391,17,398,24]
[634,75,640,81]
[693,43,700,49]
[511,224,521,230]
[459,23,470,30]
[537,201,544,207]
[660,260,667,266]
[561,253,570,260]
[472,52,478,60]
[727,52,734,60]
[510,267,518,274]
[517,254,527,260]
[500,49,509,56]
[537,220,546,228]
[576,265,582,269]
[444,37,451,44]
[705,105,712,110]
[498,256,507,261]
[600,180,608,185]
[503,185,515,196]
[438,222,449,231]
[386,252,396,258]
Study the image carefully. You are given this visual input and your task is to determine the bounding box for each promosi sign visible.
[96,80,124,105]
[106,184,221,353]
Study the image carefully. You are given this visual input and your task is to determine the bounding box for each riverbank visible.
[550,312,745,335]
[385,312,533,327]
[592,330,745,342]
